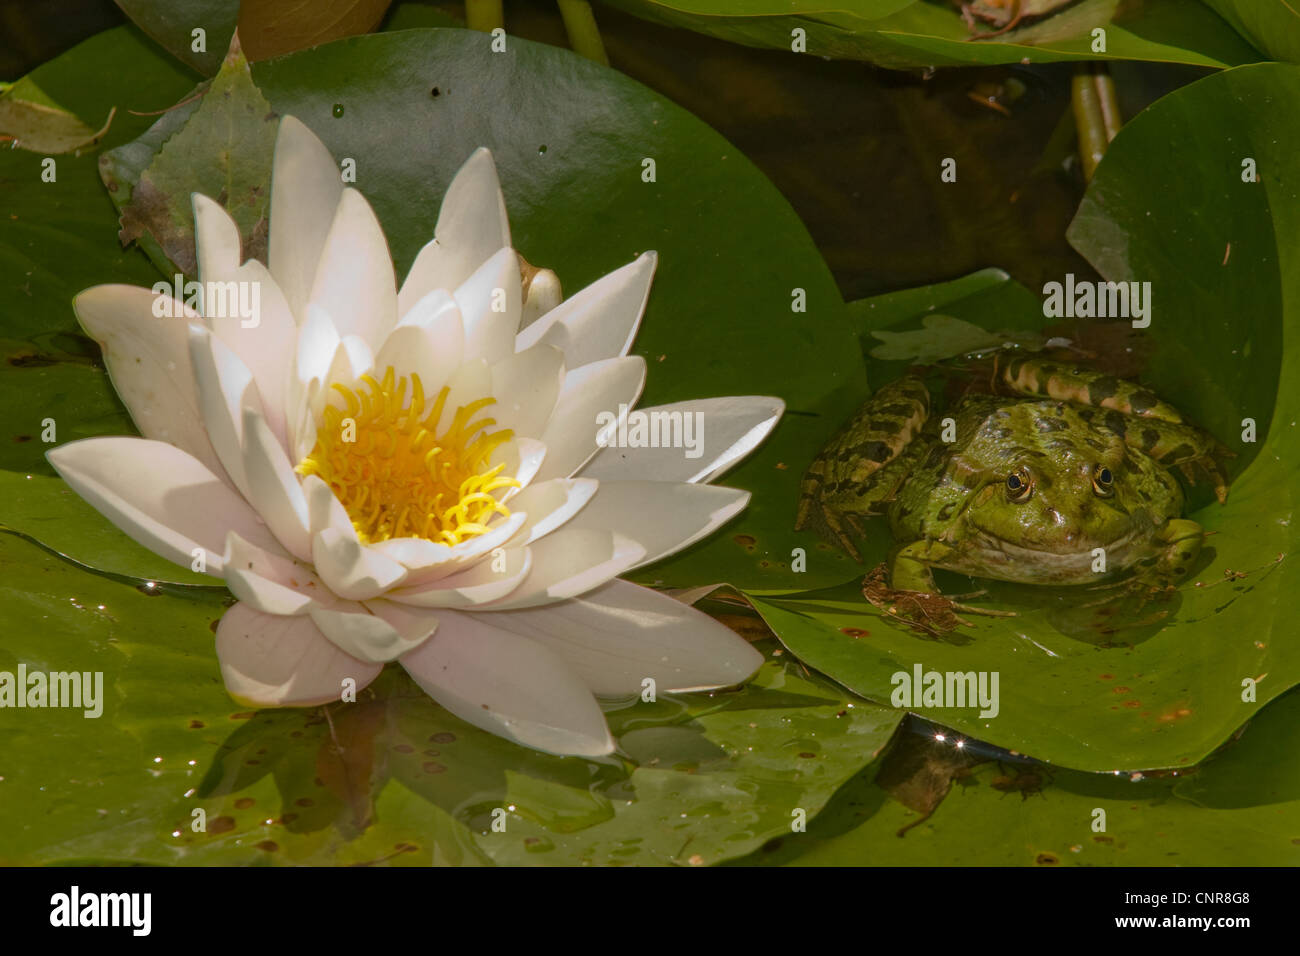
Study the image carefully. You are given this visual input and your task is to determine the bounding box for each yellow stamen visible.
[294,367,521,545]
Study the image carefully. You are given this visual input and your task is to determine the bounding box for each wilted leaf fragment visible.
[117,38,276,275]
[0,95,115,154]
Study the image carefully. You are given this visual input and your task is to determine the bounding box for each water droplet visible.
[332,104,345,118]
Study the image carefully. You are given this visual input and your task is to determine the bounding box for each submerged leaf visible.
[868,312,1044,363]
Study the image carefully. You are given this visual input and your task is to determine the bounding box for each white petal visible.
[515,252,655,366]
[580,396,785,484]
[302,476,409,600]
[338,334,374,383]
[289,305,341,459]
[222,530,326,616]
[313,531,409,601]
[482,579,764,695]
[206,259,297,449]
[476,529,644,610]
[397,147,511,317]
[46,437,282,575]
[72,285,227,481]
[390,546,531,607]
[188,324,261,498]
[241,407,312,561]
[308,188,398,349]
[435,357,491,434]
[372,297,464,397]
[393,511,528,588]
[497,437,547,493]
[396,287,461,331]
[399,612,614,756]
[506,477,598,544]
[295,305,342,391]
[216,602,380,707]
[368,537,455,571]
[193,193,241,290]
[488,344,564,437]
[533,356,646,482]
[309,600,436,663]
[558,480,749,571]
[269,116,345,319]
[455,247,520,365]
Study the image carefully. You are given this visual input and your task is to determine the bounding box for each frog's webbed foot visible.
[1176,456,1233,505]
[822,507,866,563]
[1132,425,1234,503]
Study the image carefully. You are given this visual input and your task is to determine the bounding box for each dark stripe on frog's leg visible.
[996,356,1185,424]
[796,376,929,535]
[816,438,932,562]
[795,457,829,531]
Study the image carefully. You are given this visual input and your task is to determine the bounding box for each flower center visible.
[296,366,519,545]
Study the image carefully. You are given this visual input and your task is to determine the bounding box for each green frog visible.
[795,356,1231,596]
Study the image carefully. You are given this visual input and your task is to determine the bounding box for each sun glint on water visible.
[296,366,519,546]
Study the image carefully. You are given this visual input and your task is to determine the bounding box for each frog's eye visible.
[1005,468,1033,503]
[1092,464,1115,497]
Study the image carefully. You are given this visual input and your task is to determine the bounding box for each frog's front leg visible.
[809,442,929,560]
[1146,518,1204,585]
[889,539,955,593]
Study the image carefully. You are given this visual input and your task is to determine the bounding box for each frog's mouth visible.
[959,527,1148,585]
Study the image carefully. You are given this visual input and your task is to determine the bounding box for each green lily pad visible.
[0,28,209,582]
[742,65,1300,772]
[1202,0,1300,65]
[1173,689,1300,809]
[733,689,1300,865]
[600,0,1262,70]
[115,0,240,76]
[0,532,900,865]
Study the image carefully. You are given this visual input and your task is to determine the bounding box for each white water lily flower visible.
[48,116,784,756]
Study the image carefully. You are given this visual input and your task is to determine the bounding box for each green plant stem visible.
[1092,67,1123,143]
[466,0,504,33]
[1071,65,1115,182]
[557,0,610,66]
